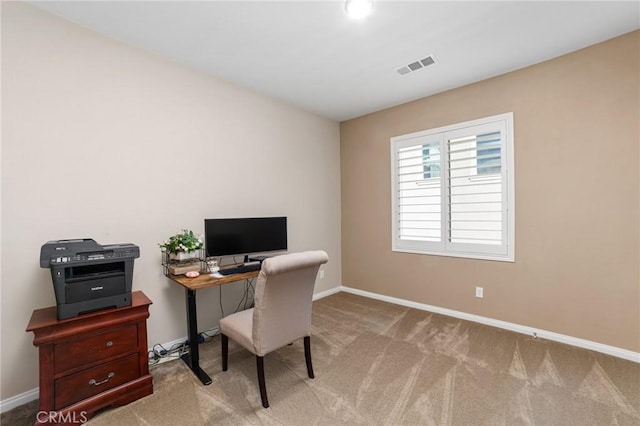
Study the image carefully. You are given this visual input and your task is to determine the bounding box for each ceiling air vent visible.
[396,55,436,76]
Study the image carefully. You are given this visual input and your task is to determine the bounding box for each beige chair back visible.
[252,250,328,356]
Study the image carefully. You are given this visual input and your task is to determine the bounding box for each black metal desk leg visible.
[181,288,212,385]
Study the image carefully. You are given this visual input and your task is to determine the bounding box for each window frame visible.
[390,112,515,262]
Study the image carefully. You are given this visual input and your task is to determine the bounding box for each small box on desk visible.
[169,262,201,276]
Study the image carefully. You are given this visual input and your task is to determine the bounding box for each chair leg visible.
[221,334,228,372]
[256,356,269,408]
[304,336,314,379]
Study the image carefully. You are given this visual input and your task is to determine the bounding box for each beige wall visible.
[341,31,639,352]
[1,3,341,400]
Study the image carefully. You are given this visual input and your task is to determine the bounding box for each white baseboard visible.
[0,387,39,413]
[0,326,218,414]
[340,286,640,364]
[313,286,342,301]
[6,284,635,413]
[1,287,343,412]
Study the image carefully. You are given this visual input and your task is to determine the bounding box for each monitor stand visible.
[243,255,261,266]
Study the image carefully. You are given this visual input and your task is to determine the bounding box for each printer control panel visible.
[49,250,135,264]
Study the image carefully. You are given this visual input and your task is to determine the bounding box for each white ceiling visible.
[32,1,639,122]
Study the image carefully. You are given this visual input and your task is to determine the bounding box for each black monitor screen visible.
[204,217,287,257]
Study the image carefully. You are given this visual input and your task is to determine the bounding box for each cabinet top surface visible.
[26,291,152,332]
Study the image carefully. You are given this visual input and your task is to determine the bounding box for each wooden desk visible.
[168,270,260,385]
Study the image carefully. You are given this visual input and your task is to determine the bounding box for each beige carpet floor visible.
[4,292,639,425]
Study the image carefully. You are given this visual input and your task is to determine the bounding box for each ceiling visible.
[31,1,639,122]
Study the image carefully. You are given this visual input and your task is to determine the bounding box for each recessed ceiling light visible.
[345,0,374,19]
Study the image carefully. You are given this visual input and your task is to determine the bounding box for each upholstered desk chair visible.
[219,250,329,408]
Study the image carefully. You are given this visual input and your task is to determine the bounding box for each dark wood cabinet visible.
[26,291,153,425]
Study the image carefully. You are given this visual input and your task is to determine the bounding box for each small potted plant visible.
[159,229,203,261]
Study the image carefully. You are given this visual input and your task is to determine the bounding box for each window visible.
[391,113,514,261]
[422,146,440,179]
[476,132,502,175]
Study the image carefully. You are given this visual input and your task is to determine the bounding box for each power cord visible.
[199,329,220,343]
[148,341,188,365]
[150,256,257,367]
[234,277,256,312]
[219,285,224,317]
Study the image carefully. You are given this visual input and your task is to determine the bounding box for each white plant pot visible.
[170,251,198,261]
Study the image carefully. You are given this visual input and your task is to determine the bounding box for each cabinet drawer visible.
[54,354,139,409]
[55,325,138,373]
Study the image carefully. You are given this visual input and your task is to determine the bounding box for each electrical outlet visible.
[475,286,484,298]
[319,270,325,279]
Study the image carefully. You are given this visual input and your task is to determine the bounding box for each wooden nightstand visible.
[26,291,153,424]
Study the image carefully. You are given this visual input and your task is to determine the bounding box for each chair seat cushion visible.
[219,308,254,354]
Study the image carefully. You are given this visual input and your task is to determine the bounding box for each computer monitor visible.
[204,217,287,260]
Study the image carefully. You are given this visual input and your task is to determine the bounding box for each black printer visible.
[40,239,140,320]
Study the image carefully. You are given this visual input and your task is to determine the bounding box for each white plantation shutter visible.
[396,135,442,247]
[391,113,514,261]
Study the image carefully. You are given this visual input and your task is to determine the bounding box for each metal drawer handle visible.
[88,372,115,386]
[106,341,113,347]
